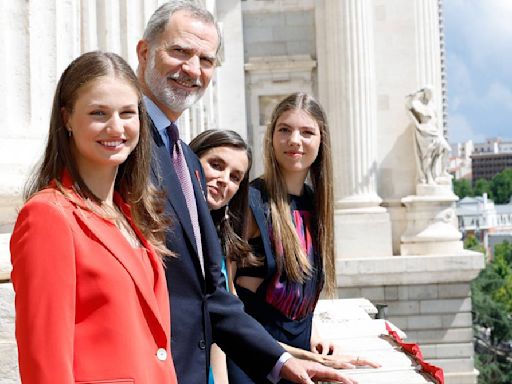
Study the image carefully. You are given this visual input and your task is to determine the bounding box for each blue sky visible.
[444,0,512,144]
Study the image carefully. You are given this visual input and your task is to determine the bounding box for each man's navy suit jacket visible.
[150,121,284,383]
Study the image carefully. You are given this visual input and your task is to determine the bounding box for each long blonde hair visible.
[263,92,336,296]
[24,51,170,258]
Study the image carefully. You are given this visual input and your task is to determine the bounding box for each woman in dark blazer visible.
[10,51,177,384]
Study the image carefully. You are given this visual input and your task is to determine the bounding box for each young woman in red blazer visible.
[10,51,178,384]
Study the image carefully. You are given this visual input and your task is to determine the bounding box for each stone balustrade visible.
[315,299,439,383]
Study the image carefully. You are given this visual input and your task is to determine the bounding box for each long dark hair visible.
[190,129,259,266]
[263,92,335,296]
[25,51,170,257]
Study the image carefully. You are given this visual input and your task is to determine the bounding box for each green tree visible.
[476,354,512,384]
[492,242,512,313]
[491,168,512,204]
[474,178,493,199]
[453,178,473,199]
[472,241,512,383]
[464,234,486,253]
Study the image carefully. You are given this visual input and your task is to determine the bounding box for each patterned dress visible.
[228,178,324,384]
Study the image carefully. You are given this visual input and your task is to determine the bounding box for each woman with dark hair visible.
[228,92,379,383]
[190,129,260,286]
[190,129,255,384]
[10,51,177,384]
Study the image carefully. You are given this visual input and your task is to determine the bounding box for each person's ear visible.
[61,107,71,132]
[136,40,149,73]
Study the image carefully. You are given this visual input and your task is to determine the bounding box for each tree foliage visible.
[476,353,512,384]
[471,240,512,383]
[464,234,486,253]
[453,178,473,199]
[491,169,512,204]
[474,178,493,199]
[453,168,512,203]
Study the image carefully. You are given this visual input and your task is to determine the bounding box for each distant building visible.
[473,137,512,154]
[449,140,473,179]
[471,152,512,181]
[449,137,512,181]
[456,193,512,257]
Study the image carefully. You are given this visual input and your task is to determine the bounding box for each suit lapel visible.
[151,126,198,255]
[72,204,168,343]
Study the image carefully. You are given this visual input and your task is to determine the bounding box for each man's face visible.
[139,10,219,118]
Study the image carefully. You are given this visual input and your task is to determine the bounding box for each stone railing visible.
[315,299,440,384]
[1,262,441,384]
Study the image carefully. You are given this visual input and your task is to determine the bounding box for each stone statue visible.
[406,86,451,185]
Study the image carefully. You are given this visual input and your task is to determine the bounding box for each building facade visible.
[450,137,512,181]
[471,152,512,182]
[473,137,512,155]
[0,1,484,383]
[457,194,512,257]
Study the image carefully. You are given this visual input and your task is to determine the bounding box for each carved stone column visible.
[0,1,81,232]
[414,0,444,131]
[0,0,226,231]
[316,0,392,258]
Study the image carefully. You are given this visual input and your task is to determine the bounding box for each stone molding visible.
[244,54,316,75]
[337,252,484,287]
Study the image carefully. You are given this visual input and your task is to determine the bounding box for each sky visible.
[444,0,512,144]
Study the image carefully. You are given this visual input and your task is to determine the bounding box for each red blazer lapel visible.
[71,197,168,345]
[114,195,170,328]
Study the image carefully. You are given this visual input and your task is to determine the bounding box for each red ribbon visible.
[385,322,444,384]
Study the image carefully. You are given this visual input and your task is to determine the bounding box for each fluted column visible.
[414,0,444,132]
[316,0,384,212]
[0,0,81,230]
[316,0,392,259]
[0,0,210,229]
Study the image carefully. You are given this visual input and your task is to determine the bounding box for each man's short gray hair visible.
[143,0,222,53]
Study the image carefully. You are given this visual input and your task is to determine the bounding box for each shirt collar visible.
[143,95,173,139]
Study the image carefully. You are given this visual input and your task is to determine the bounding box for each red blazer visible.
[10,176,177,384]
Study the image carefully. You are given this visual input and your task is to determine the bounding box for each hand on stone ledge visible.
[316,354,381,370]
[280,358,358,384]
[280,342,381,370]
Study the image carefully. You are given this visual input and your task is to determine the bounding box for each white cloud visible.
[447,113,485,144]
[444,1,512,142]
[445,0,512,72]
[486,82,512,111]
[446,53,475,110]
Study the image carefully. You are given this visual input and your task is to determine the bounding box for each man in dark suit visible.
[136,2,354,383]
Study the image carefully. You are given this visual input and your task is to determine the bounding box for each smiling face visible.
[272,109,321,178]
[199,146,249,211]
[63,76,140,177]
[138,10,219,120]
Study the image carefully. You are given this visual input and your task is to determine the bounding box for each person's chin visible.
[208,200,222,211]
[168,94,199,113]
